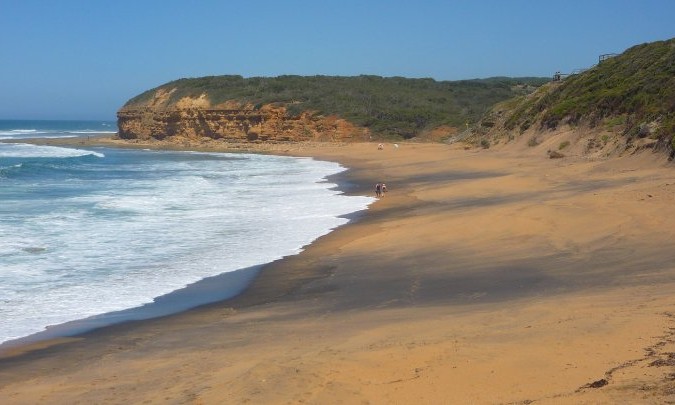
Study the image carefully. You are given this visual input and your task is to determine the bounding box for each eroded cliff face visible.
[117,91,369,143]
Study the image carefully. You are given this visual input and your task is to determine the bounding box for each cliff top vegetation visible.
[123,75,548,139]
[477,38,675,152]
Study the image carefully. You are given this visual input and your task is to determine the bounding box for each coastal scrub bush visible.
[537,39,674,143]
[491,38,675,156]
[124,75,548,140]
[604,115,626,129]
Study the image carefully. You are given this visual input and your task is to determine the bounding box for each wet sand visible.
[1,137,675,403]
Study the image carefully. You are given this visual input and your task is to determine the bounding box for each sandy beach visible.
[1,137,675,404]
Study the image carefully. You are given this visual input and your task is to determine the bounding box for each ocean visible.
[0,120,374,346]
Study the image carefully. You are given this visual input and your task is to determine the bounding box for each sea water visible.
[0,119,117,140]
[0,120,373,345]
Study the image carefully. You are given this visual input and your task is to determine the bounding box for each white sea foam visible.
[69,130,117,134]
[0,149,373,344]
[0,129,97,139]
[0,143,104,158]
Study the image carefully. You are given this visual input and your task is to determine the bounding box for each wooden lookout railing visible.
[553,52,619,81]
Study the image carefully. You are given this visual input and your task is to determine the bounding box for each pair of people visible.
[375,183,388,198]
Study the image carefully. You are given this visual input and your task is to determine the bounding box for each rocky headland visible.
[118,96,369,144]
[116,75,547,144]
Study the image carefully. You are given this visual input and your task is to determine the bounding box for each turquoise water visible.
[0,120,374,345]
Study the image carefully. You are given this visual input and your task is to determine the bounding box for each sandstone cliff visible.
[117,90,369,143]
[117,75,550,143]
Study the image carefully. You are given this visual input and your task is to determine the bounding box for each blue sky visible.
[1,0,673,120]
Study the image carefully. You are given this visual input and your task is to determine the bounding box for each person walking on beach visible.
[381,183,387,197]
[375,183,382,198]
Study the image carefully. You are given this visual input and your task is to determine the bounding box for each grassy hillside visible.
[123,75,548,140]
[484,38,675,152]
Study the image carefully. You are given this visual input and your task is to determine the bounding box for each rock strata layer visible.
[117,93,369,143]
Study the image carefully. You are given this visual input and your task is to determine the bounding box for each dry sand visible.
[1,138,675,404]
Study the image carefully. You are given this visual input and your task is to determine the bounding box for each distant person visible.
[381,183,388,196]
[375,183,382,198]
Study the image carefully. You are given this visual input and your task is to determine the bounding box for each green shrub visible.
[123,75,548,140]
[604,115,626,129]
[520,119,532,132]
[493,38,674,153]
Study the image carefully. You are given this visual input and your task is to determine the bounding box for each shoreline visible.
[2,136,675,403]
[0,264,263,352]
[0,136,370,354]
